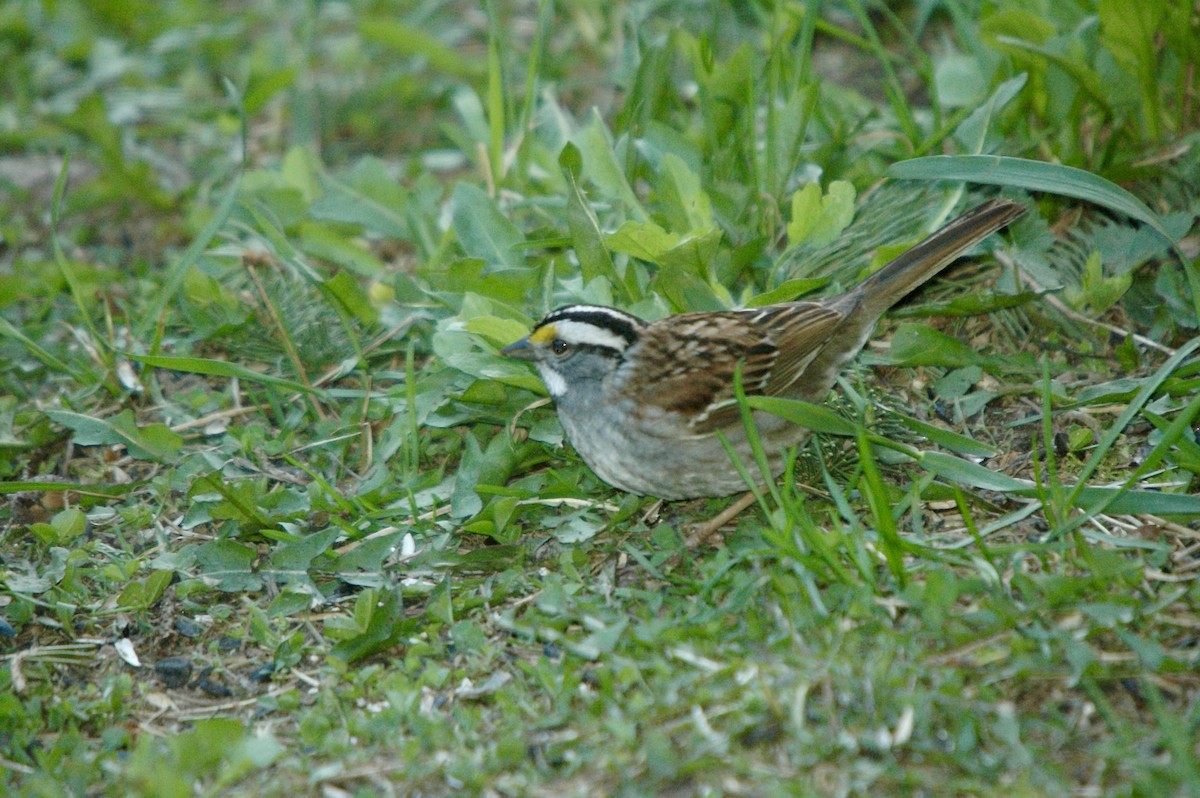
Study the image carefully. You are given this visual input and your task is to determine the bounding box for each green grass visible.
[2,0,1199,795]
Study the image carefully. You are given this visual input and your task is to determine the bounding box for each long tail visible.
[793,198,1025,403]
[855,198,1025,317]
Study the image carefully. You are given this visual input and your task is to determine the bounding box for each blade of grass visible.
[119,353,319,394]
[814,443,877,588]
[1062,391,1200,535]
[843,0,920,145]
[1142,678,1200,789]
[0,480,131,498]
[484,0,507,187]
[1061,337,1200,511]
[992,36,1114,116]
[0,316,82,379]
[887,155,1183,257]
[856,424,908,587]
[404,340,421,481]
[49,154,110,378]
[1038,355,1067,527]
[515,0,551,179]
[871,435,1200,515]
[137,78,245,340]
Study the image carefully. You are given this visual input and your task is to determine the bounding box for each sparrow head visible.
[502,305,646,398]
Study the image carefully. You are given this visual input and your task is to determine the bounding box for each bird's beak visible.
[501,337,537,361]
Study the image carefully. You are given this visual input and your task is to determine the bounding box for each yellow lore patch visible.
[528,323,558,345]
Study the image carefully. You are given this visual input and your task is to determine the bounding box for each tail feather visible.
[855,198,1025,317]
[789,198,1024,403]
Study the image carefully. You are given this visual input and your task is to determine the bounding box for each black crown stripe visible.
[538,307,643,347]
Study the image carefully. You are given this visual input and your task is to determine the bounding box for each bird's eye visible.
[551,339,569,356]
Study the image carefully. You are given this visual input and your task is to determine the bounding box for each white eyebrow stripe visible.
[549,305,639,326]
[552,319,631,351]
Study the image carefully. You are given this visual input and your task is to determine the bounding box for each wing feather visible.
[624,303,846,435]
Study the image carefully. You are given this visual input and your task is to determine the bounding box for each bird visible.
[502,198,1024,505]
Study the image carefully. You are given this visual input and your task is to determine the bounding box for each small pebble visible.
[194,667,233,698]
[154,657,193,688]
[249,662,276,682]
[174,618,202,638]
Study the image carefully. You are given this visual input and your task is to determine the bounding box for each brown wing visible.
[624,302,846,436]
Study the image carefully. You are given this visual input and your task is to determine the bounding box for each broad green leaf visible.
[1073,377,1147,404]
[658,153,713,231]
[243,66,296,115]
[932,365,983,401]
[745,277,828,307]
[280,146,321,204]
[560,142,624,297]
[331,586,406,663]
[323,270,379,324]
[787,181,856,248]
[359,17,485,81]
[606,221,681,262]
[265,528,340,576]
[576,111,646,220]
[934,52,988,109]
[268,589,316,618]
[189,472,272,531]
[0,396,25,447]
[451,432,485,519]
[194,540,261,592]
[464,315,533,348]
[311,160,411,239]
[43,409,183,463]
[1064,251,1131,315]
[954,73,1028,153]
[426,577,454,625]
[441,351,546,393]
[451,183,524,271]
[51,508,87,542]
[31,508,88,546]
[655,227,724,277]
[886,324,1029,372]
[606,222,724,280]
[332,532,405,579]
[298,222,385,277]
[117,570,173,611]
[980,9,1056,57]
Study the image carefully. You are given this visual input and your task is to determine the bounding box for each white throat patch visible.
[539,366,568,397]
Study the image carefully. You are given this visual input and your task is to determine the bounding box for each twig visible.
[997,250,1177,356]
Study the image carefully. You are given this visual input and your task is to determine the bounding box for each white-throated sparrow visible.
[503,199,1024,500]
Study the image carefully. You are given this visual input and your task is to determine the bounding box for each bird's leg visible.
[684,490,760,547]
[640,498,664,526]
